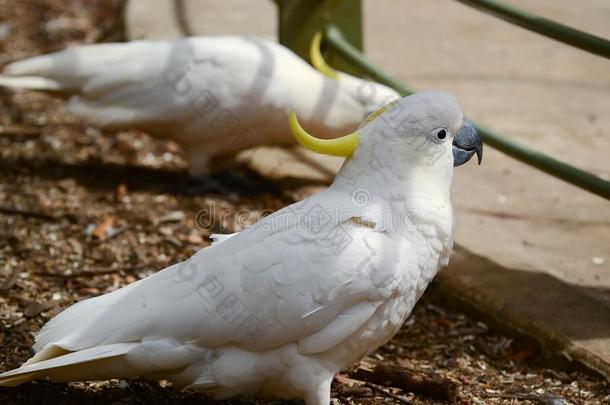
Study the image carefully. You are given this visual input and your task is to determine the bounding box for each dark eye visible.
[430,128,449,143]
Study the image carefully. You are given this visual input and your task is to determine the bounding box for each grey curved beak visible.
[453,121,483,167]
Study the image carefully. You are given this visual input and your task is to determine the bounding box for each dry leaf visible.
[186,232,204,245]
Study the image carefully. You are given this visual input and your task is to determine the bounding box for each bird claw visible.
[181,175,239,200]
[180,169,275,199]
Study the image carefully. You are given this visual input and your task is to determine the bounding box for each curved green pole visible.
[324,25,610,200]
[455,0,610,59]
[274,0,363,76]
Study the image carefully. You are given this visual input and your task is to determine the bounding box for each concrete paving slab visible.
[127,0,610,377]
[436,246,610,379]
[363,0,610,307]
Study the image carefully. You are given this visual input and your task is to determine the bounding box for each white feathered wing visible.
[0,190,420,397]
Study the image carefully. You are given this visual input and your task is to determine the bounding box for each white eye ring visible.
[431,128,449,143]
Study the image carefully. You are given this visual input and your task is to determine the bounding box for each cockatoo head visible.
[309,33,401,122]
[289,90,482,192]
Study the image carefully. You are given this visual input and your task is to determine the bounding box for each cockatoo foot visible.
[180,175,239,199]
[181,168,276,197]
[212,168,277,195]
[304,379,332,405]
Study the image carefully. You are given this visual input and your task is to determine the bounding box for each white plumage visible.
[0,36,400,176]
[0,91,481,405]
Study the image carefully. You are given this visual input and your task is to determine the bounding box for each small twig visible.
[34,262,154,279]
[352,362,458,403]
[0,125,41,137]
[480,391,567,405]
[0,206,59,222]
[0,265,20,291]
[364,382,414,405]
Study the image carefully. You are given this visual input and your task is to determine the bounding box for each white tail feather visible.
[0,75,64,91]
[0,42,148,93]
[0,343,138,386]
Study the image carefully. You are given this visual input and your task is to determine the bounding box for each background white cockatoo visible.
[0,91,482,405]
[0,34,400,177]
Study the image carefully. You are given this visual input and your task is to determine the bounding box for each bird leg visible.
[184,145,277,196]
[305,379,332,405]
[182,174,239,198]
[181,144,239,196]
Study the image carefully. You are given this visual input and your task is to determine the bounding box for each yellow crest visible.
[360,100,399,128]
[288,112,358,157]
[310,32,339,80]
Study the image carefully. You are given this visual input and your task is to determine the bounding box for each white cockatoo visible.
[0,91,482,405]
[0,34,399,177]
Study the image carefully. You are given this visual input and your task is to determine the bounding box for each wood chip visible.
[115,183,128,202]
[23,302,45,318]
[92,215,116,240]
[157,210,185,224]
[23,300,58,318]
[186,232,204,245]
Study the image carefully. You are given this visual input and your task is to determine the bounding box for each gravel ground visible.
[0,1,608,404]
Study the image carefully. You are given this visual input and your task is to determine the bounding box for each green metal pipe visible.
[324,26,414,97]
[455,0,610,59]
[324,25,610,199]
[471,123,610,200]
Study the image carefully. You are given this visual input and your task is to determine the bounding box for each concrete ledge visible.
[435,245,610,380]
